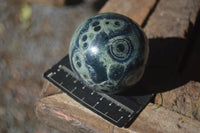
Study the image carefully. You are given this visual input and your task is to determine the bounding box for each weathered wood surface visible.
[99,0,157,26]
[144,0,200,38]
[35,83,200,133]
[155,81,200,121]
[35,0,200,132]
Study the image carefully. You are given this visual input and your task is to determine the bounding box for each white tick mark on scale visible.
[71,87,77,92]
[82,86,86,89]
[93,102,99,107]
[91,91,95,95]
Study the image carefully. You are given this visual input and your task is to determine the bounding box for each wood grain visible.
[100,0,156,26]
[35,83,200,133]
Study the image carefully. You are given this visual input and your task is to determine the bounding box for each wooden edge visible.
[99,0,156,26]
[144,0,200,38]
[35,90,200,133]
[39,80,62,98]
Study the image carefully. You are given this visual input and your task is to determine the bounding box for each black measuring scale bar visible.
[44,55,154,127]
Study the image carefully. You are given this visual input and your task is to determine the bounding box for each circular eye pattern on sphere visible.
[69,13,149,94]
[109,38,133,61]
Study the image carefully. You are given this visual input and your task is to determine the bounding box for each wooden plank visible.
[131,103,200,133]
[155,81,200,121]
[35,84,200,133]
[35,90,114,133]
[144,0,200,38]
[99,0,156,26]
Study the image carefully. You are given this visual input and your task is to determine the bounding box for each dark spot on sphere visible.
[83,74,87,78]
[109,38,133,61]
[94,26,101,32]
[92,21,99,27]
[75,56,79,60]
[105,21,109,24]
[83,43,88,49]
[77,61,81,68]
[109,65,124,80]
[105,35,109,40]
[82,35,87,41]
[89,33,94,39]
[114,21,120,26]
[117,44,125,52]
[85,51,107,83]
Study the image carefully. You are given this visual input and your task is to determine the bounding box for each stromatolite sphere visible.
[69,13,149,94]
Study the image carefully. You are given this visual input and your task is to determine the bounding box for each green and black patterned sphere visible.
[69,13,149,94]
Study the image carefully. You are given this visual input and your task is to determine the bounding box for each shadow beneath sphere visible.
[120,37,193,96]
[122,10,200,96]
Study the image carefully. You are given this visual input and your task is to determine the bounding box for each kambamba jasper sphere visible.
[69,13,149,94]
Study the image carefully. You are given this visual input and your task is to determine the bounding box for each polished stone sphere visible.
[69,13,149,94]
